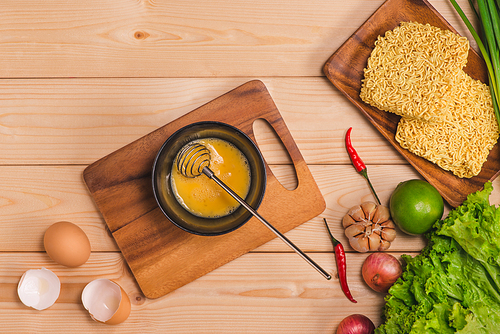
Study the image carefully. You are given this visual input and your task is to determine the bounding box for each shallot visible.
[336,314,375,334]
[361,252,402,293]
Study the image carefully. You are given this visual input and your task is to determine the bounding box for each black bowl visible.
[152,121,267,236]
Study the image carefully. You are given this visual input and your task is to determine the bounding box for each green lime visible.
[389,179,444,235]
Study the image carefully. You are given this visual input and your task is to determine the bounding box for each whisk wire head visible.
[176,142,211,178]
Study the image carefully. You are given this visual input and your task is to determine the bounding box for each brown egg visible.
[43,221,91,267]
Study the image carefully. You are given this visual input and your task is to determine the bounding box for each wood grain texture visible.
[1,164,445,253]
[0,0,475,78]
[324,0,497,207]
[4,163,500,253]
[1,0,495,332]
[0,77,401,165]
[0,252,412,333]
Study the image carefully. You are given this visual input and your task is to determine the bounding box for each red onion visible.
[362,252,402,293]
[336,314,375,334]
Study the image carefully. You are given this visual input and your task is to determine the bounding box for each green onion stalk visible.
[449,0,500,127]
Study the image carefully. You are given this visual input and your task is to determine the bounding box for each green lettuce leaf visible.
[437,181,500,293]
[376,182,500,334]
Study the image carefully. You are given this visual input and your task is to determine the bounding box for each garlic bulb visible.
[342,202,397,252]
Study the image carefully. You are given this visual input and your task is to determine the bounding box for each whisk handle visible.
[202,167,332,280]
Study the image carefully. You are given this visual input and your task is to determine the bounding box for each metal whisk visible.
[176,142,332,280]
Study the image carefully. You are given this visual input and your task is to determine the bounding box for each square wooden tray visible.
[83,80,326,299]
[323,0,500,207]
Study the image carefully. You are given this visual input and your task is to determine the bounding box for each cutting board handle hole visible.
[252,118,298,191]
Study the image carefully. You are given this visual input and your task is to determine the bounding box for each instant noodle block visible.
[396,72,499,178]
[360,21,499,178]
[360,22,469,123]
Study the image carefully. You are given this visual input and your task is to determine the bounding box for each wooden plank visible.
[2,163,492,253]
[260,164,430,253]
[0,77,402,165]
[0,0,476,78]
[0,251,415,333]
[0,165,118,252]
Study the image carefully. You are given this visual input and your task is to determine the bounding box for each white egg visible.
[17,268,61,310]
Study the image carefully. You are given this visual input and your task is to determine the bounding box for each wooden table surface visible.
[2,0,498,332]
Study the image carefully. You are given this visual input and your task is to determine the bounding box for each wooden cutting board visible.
[83,80,326,299]
[323,0,500,207]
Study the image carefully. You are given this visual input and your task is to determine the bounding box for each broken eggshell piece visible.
[17,267,61,310]
[82,279,131,325]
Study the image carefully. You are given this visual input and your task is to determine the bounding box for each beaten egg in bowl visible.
[171,137,251,218]
[152,121,267,236]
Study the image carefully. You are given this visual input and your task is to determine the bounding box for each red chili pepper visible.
[324,218,357,303]
[345,127,381,205]
[345,127,366,173]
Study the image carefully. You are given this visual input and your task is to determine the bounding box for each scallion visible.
[449,0,500,126]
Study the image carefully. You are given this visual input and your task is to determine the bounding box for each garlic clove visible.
[361,202,377,220]
[381,227,397,242]
[345,224,365,239]
[349,235,370,253]
[378,239,391,251]
[381,220,396,229]
[368,233,381,251]
[342,214,356,228]
[347,205,365,221]
[373,205,391,224]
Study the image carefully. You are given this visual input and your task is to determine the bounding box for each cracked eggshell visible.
[17,268,61,310]
[44,221,91,267]
[82,279,131,325]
